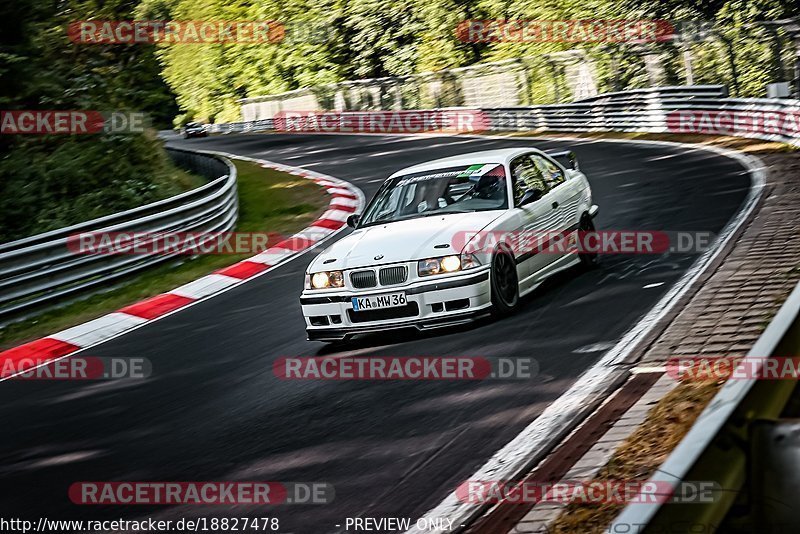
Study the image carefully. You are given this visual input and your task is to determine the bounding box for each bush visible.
[0,132,195,243]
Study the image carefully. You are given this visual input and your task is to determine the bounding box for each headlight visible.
[418,254,481,276]
[308,270,344,289]
[441,255,461,272]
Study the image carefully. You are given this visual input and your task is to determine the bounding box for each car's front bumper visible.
[301,266,492,341]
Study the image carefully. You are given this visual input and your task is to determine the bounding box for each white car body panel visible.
[307,211,504,272]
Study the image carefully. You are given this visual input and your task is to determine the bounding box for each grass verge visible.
[0,160,328,349]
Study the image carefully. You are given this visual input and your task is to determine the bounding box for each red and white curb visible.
[0,153,364,380]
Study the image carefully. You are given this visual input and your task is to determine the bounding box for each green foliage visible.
[141,0,481,122]
[0,133,195,242]
[0,0,189,242]
[143,0,799,118]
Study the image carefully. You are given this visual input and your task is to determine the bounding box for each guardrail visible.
[207,119,275,135]
[0,148,238,323]
[612,280,800,532]
[207,85,800,147]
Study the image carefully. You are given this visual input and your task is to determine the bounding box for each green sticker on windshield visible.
[458,164,489,178]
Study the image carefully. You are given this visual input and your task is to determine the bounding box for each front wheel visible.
[490,249,520,317]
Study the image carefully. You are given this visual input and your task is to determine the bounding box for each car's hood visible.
[309,211,504,271]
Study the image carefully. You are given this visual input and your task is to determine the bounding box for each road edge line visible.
[403,136,767,533]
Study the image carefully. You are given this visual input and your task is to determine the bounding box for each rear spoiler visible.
[546,150,579,171]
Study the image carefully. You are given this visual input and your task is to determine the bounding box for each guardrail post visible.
[751,419,800,532]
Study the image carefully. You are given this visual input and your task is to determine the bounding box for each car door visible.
[526,154,581,267]
[509,154,559,284]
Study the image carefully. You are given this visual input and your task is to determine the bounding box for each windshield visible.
[359,164,508,227]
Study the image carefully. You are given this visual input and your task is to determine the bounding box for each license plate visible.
[352,292,407,311]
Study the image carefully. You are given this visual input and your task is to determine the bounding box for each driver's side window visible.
[510,154,550,206]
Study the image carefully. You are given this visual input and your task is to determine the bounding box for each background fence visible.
[212,85,800,147]
[0,148,238,323]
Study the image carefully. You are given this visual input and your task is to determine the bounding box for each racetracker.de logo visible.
[453,231,716,255]
[666,356,800,381]
[69,482,334,505]
[67,232,288,255]
[273,110,490,134]
[456,19,674,43]
[456,480,717,504]
[666,110,800,137]
[274,356,537,380]
[68,20,284,44]
[0,111,146,135]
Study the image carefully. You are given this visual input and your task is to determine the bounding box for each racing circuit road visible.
[0,133,752,533]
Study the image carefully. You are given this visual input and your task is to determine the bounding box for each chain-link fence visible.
[240,59,537,121]
[238,20,800,121]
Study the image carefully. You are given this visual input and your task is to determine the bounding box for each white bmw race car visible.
[300,147,599,342]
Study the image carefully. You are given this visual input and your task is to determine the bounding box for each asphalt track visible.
[0,133,752,533]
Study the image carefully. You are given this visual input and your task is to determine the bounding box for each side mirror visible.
[346,214,361,228]
[566,151,579,171]
[519,189,543,207]
[549,150,579,171]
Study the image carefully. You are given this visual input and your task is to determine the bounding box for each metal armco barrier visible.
[483,85,800,147]
[0,148,238,322]
[208,119,275,134]
[612,280,800,533]
[209,85,800,147]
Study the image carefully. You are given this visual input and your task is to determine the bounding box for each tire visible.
[490,248,520,317]
[578,214,599,269]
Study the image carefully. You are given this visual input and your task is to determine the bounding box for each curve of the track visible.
[0,133,752,533]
